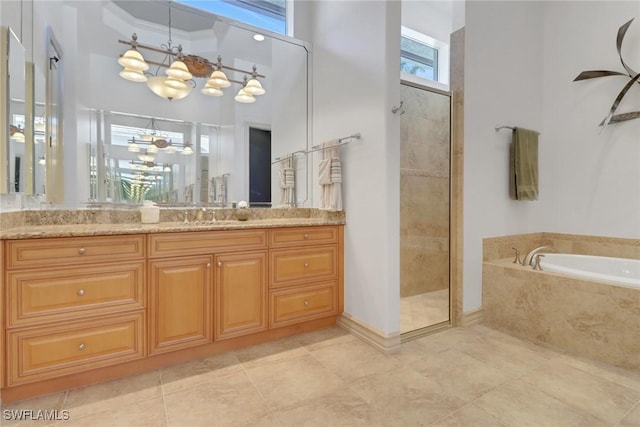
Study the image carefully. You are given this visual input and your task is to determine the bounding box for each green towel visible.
[509,127,539,200]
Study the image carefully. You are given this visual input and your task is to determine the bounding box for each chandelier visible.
[116,3,266,103]
[128,136,193,159]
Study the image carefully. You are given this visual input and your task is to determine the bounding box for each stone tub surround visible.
[0,208,345,239]
[482,232,640,373]
[483,232,640,262]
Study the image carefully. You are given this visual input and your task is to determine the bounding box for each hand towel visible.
[319,140,342,211]
[279,154,295,207]
[510,127,539,201]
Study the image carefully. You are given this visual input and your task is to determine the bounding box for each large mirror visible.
[4,27,26,194]
[8,0,310,208]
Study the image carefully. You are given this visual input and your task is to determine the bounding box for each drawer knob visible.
[78,247,86,255]
[206,263,211,268]
[77,289,85,296]
[78,343,86,351]
[217,261,222,267]
[304,234,309,239]
[304,263,309,268]
[304,300,310,307]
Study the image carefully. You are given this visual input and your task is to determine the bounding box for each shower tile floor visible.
[400,288,449,333]
[3,324,640,426]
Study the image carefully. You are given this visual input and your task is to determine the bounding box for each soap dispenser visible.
[139,200,160,224]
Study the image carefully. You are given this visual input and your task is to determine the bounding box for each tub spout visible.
[523,246,555,267]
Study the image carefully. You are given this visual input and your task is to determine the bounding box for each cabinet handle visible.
[78,343,86,351]
[303,234,309,239]
[217,261,222,267]
[78,247,86,255]
[77,289,85,296]
[206,263,211,268]
[304,263,309,268]
[304,300,310,307]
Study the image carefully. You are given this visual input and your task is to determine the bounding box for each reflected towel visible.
[318,159,331,185]
[330,159,342,183]
[510,127,539,201]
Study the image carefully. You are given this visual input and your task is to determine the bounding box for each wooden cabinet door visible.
[149,256,213,354]
[215,251,267,340]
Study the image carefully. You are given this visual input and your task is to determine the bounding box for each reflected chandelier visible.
[116,4,266,103]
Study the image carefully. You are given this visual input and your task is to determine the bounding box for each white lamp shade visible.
[244,78,265,95]
[128,142,141,153]
[119,68,147,82]
[164,76,189,90]
[208,70,231,88]
[201,83,223,97]
[146,76,192,100]
[166,60,192,80]
[234,88,256,103]
[11,132,25,143]
[165,146,177,154]
[147,144,159,154]
[118,49,149,71]
[181,146,193,155]
[163,166,171,172]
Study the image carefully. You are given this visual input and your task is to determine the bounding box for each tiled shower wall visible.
[400,84,451,297]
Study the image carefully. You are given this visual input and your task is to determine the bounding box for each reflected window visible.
[176,0,286,34]
[401,26,450,87]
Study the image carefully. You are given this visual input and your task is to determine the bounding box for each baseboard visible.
[337,313,401,354]
[462,308,484,326]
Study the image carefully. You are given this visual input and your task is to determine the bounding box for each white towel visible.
[319,140,342,211]
[279,154,295,207]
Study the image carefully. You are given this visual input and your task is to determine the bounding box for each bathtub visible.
[539,253,640,288]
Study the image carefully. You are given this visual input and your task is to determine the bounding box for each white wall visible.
[463,1,640,312]
[463,1,546,311]
[310,1,401,335]
[542,1,640,238]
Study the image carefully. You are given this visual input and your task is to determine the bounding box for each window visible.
[401,26,450,87]
[176,0,287,35]
[401,36,438,81]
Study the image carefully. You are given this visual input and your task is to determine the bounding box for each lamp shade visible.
[146,76,191,100]
[208,70,231,88]
[119,68,147,82]
[234,88,256,103]
[118,49,149,71]
[166,60,192,80]
[244,78,265,95]
[164,76,189,90]
[181,146,193,155]
[201,83,223,97]
[128,141,141,153]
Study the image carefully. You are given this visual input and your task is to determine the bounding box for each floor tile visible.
[234,336,309,369]
[60,396,167,427]
[473,379,604,426]
[272,388,380,427]
[430,403,507,427]
[400,289,449,333]
[409,348,512,402]
[557,353,640,392]
[163,370,269,427]
[63,370,162,419]
[350,366,467,426]
[309,335,399,383]
[244,353,345,411]
[618,402,640,427]
[161,351,242,394]
[294,326,356,351]
[521,361,640,425]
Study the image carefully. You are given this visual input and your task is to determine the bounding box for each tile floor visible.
[2,324,640,427]
[400,289,449,333]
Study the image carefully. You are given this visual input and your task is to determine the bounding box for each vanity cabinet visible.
[1,224,343,401]
[4,235,147,386]
[148,256,213,355]
[214,251,267,340]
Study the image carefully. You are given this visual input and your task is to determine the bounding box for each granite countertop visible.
[1,217,345,240]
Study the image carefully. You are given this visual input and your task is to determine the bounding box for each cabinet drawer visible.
[149,229,267,258]
[7,312,145,385]
[269,226,338,248]
[7,262,145,327]
[269,283,337,328]
[6,235,145,269]
[270,246,337,288]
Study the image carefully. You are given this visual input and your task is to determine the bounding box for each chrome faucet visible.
[523,246,555,267]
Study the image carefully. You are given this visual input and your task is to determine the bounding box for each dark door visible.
[249,127,271,207]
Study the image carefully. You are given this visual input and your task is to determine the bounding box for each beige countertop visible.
[1,217,345,240]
